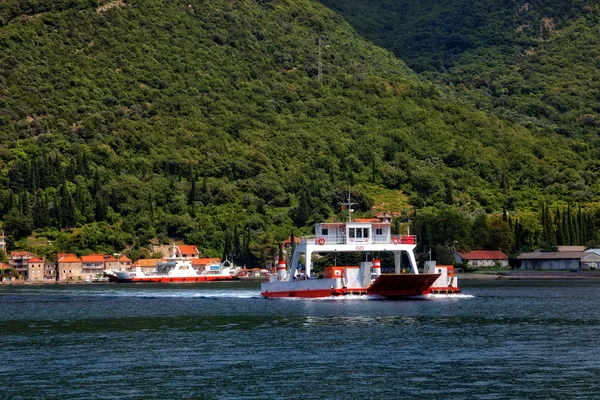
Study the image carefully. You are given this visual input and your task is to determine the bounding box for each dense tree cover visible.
[319,0,600,140]
[0,0,597,264]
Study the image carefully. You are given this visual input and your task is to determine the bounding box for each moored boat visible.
[105,247,240,283]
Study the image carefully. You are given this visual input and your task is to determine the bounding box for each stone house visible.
[27,257,46,282]
[118,254,132,270]
[58,254,82,282]
[132,258,162,274]
[81,254,105,281]
[44,261,57,281]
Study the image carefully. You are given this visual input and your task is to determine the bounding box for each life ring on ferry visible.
[318,237,326,245]
[392,237,400,244]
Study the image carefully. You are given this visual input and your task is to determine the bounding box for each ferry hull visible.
[366,273,441,298]
[261,288,368,298]
[130,276,239,283]
[261,274,442,299]
[105,272,239,283]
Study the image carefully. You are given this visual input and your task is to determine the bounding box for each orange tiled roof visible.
[104,256,118,262]
[59,255,81,263]
[10,251,32,257]
[57,253,76,260]
[118,255,132,262]
[81,254,105,263]
[177,245,199,254]
[0,262,11,270]
[133,259,161,267]
[456,250,508,260]
[28,257,44,263]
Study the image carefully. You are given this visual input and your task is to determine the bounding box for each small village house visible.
[104,255,121,272]
[27,257,46,282]
[0,230,5,253]
[118,254,132,270]
[454,250,509,268]
[44,260,56,281]
[81,254,106,281]
[9,251,34,280]
[132,258,162,274]
[172,245,199,259]
[191,258,221,274]
[58,254,83,282]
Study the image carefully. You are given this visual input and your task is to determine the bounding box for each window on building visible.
[375,228,383,236]
[322,228,328,236]
[349,228,355,238]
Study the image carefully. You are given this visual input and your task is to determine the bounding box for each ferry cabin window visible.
[349,228,369,239]
[322,228,328,236]
[375,228,383,236]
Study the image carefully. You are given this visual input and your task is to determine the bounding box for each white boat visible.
[261,200,459,299]
[105,248,240,283]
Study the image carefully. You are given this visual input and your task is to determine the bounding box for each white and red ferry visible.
[105,248,240,283]
[261,208,459,299]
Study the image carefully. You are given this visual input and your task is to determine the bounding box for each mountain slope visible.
[319,0,600,138]
[0,0,594,260]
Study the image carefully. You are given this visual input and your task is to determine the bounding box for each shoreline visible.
[456,272,600,280]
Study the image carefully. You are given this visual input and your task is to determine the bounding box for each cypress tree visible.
[556,206,564,245]
[59,183,76,228]
[189,166,197,218]
[563,207,570,245]
[32,190,49,229]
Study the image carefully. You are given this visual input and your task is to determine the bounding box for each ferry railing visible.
[304,234,417,245]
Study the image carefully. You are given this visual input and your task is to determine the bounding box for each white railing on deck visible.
[299,235,417,245]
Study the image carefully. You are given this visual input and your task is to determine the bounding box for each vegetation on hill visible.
[0,0,598,264]
[319,0,600,139]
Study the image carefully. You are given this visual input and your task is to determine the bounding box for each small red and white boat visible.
[105,248,240,283]
[261,202,459,299]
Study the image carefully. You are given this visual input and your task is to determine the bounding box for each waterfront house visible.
[104,255,121,271]
[0,230,5,253]
[27,257,45,282]
[44,261,57,281]
[132,258,162,274]
[191,257,221,273]
[516,250,600,271]
[9,251,34,280]
[454,250,509,268]
[58,254,83,282]
[172,245,199,259]
[118,254,132,270]
[81,254,105,281]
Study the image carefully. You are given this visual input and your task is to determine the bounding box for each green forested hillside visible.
[0,0,597,263]
[319,0,600,138]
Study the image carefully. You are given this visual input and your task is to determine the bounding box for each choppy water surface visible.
[2,280,600,399]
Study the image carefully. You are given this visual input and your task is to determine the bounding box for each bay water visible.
[2,279,600,399]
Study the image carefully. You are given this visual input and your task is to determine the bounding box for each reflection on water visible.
[2,280,600,399]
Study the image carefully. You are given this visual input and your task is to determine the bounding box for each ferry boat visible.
[105,248,240,283]
[261,207,459,299]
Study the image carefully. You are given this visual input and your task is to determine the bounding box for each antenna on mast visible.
[340,187,358,222]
